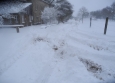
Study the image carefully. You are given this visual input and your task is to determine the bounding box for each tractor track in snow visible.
[67,31,115,53]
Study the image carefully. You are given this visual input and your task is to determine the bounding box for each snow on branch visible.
[41,7,58,24]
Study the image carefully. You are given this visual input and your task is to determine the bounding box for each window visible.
[29,16,31,22]
[15,15,18,23]
[35,4,39,11]
[22,15,25,23]
[35,4,38,11]
[31,16,33,20]
[10,18,12,24]
[37,16,39,22]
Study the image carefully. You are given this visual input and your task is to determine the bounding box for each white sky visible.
[67,0,115,16]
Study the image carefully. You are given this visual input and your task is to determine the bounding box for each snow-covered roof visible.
[0,2,32,15]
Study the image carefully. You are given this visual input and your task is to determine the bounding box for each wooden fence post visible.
[104,17,109,35]
[90,17,92,27]
[16,27,19,33]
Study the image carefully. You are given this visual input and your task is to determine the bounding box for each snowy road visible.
[0,19,115,83]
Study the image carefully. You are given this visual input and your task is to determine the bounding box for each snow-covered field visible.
[0,19,115,83]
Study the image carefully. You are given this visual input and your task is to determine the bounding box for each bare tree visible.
[77,7,89,23]
[90,2,115,20]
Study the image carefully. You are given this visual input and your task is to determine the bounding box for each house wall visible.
[19,5,32,26]
[32,0,48,24]
[18,14,32,27]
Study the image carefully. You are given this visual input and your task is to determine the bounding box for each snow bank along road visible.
[0,19,115,83]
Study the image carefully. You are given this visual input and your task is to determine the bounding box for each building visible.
[32,0,49,24]
[0,2,32,26]
[0,0,49,26]
[21,0,49,24]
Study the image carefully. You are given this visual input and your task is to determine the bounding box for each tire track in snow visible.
[0,54,23,75]
[71,30,115,51]
[34,61,57,83]
[67,32,114,52]
[0,33,31,75]
[0,43,29,75]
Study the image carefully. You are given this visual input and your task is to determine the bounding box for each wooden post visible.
[16,27,19,33]
[90,17,92,27]
[104,17,109,35]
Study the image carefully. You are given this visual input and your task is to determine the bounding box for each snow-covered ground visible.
[0,19,115,83]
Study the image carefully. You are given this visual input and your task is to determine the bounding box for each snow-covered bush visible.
[41,7,58,24]
[0,16,3,25]
[41,0,73,23]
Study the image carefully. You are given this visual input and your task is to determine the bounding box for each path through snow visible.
[0,19,115,83]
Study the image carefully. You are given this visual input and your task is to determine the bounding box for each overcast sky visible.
[67,0,115,16]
